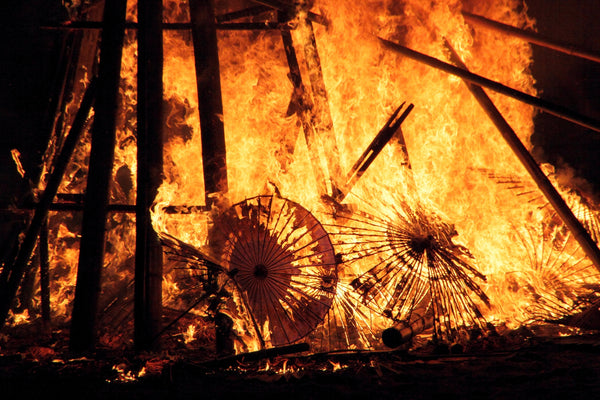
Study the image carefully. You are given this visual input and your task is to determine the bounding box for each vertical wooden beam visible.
[70,0,127,353]
[189,0,228,206]
[135,0,164,352]
[298,18,343,197]
[189,0,234,357]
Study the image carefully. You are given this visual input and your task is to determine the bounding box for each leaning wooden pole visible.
[70,0,127,353]
[135,0,164,352]
[279,14,329,197]
[378,38,600,133]
[190,0,228,206]
[0,79,96,330]
[462,12,600,65]
[298,18,344,197]
[444,41,600,271]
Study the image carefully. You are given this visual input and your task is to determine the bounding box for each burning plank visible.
[159,195,338,352]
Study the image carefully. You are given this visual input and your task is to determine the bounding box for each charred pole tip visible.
[382,313,433,349]
[444,40,600,272]
[378,37,600,134]
[462,11,600,65]
[338,102,414,202]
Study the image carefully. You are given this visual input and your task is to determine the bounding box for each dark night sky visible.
[0,0,599,206]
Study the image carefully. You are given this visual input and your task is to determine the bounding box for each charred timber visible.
[298,18,343,198]
[462,11,600,65]
[16,202,211,214]
[216,5,272,22]
[201,342,311,368]
[190,0,232,356]
[444,41,600,272]
[70,0,127,353]
[43,22,293,31]
[379,37,600,133]
[0,78,97,330]
[135,0,164,352]
[190,0,228,206]
[40,30,84,184]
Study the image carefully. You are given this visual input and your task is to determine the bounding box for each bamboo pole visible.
[0,79,97,330]
[70,0,127,353]
[200,342,310,368]
[189,0,233,357]
[43,21,292,31]
[444,41,600,271]
[462,11,600,65]
[190,0,228,207]
[378,37,600,133]
[382,312,433,348]
[135,0,164,352]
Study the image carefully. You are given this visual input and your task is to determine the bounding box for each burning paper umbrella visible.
[513,221,600,325]
[479,168,600,328]
[326,196,491,345]
[210,195,338,347]
[161,195,338,349]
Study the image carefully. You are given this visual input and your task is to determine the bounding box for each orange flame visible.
[13,0,596,354]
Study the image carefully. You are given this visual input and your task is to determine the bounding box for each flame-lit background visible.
[1,0,600,354]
